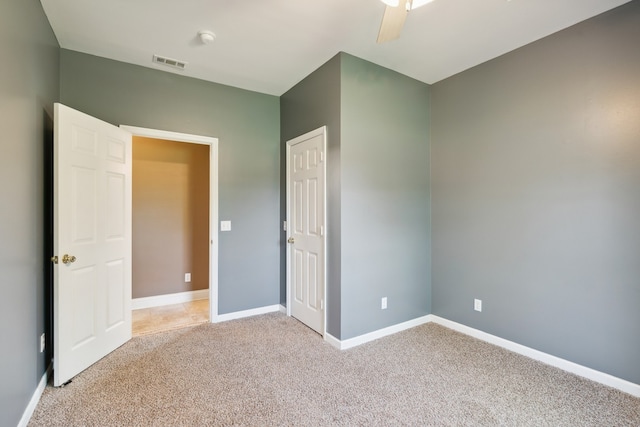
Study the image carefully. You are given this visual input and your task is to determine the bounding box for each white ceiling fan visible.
[377,0,434,43]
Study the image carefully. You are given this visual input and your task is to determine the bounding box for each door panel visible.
[308,179,318,234]
[106,259,125,329]
[71,167,97,243]
[69,266,97,347]
[294,180,303,233]
[308,252,318,310]
[287,127,326,334]
[54,103,132,386]
[106,173,126,239]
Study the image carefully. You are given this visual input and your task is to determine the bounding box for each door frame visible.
[285,126,327,335]
[120,125,219,322]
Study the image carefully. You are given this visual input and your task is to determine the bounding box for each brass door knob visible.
[287,237,295,244]
[62,254,77,265]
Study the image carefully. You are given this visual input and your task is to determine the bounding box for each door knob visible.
[287,237,295,244]
[62,254,77,265]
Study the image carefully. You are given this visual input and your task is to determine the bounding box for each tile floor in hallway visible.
[132,299,209,336]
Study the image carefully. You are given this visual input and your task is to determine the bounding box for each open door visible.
[53,103,132,386]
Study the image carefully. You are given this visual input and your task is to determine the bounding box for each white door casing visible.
[53,103,132,386]
[286,126,326,335]
[120,126,219,322]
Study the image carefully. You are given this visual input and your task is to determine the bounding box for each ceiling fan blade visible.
[377,4,408,43]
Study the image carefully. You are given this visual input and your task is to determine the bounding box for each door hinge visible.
[51,256,58,264]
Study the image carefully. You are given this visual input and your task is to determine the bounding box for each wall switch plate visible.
[185,273,191,282]
[40,333,45,353]
[474,299,482,312]
[220,220,231,231]
[381,297,388,310]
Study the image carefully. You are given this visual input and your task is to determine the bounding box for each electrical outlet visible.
[381,297,388,310]
[40,333,45,353]
[185,273,191,283]
[474,299,482,312]
[220,220,231,231]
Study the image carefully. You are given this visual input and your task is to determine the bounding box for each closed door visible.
[53,103,132,386]
[286,127,326,335]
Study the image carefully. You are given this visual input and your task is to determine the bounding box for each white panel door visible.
[53,103,132,386]
[287,127,326,335]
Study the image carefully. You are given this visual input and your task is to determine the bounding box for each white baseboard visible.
[214,304,282,323]
[325,315,433,350]
[321,313,639,398]
[18,364,51,427]
[324,332,342,349]
[430,315,640,398]
[132,289,209,310]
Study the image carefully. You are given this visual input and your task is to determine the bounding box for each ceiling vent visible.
[152,55,187,70]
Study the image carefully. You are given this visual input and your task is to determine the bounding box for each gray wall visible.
[340,54,431,339]
[431,1,640,384]
[60,50,281,315]
[4,3,639,424]
[280,54,342,337]
[281,53,431,340]
[0,1,59,425]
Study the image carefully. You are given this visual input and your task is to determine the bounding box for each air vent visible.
[152,55,187,70]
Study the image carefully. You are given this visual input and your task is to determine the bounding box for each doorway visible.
[122,126,219,333]
[52,105,219,385]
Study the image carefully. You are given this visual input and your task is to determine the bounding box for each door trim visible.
[285,126,327,335]
[120,125,219,322]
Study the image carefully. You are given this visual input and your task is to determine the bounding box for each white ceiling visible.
[40,0,630,96]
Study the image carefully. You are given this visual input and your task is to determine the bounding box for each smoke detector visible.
[198,30,216,45]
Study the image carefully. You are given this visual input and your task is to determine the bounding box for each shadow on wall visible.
[42,108,54,364]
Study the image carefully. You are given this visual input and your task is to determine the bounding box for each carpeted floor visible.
[29,313,640,426]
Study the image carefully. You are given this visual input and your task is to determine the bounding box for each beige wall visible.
[132,137,210,298]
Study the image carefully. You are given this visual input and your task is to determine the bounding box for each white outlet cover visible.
[220,220,231,231]
[381,297,388,310]
[474,299,482,312]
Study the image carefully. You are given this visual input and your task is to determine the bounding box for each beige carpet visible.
[30,313,640,426]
